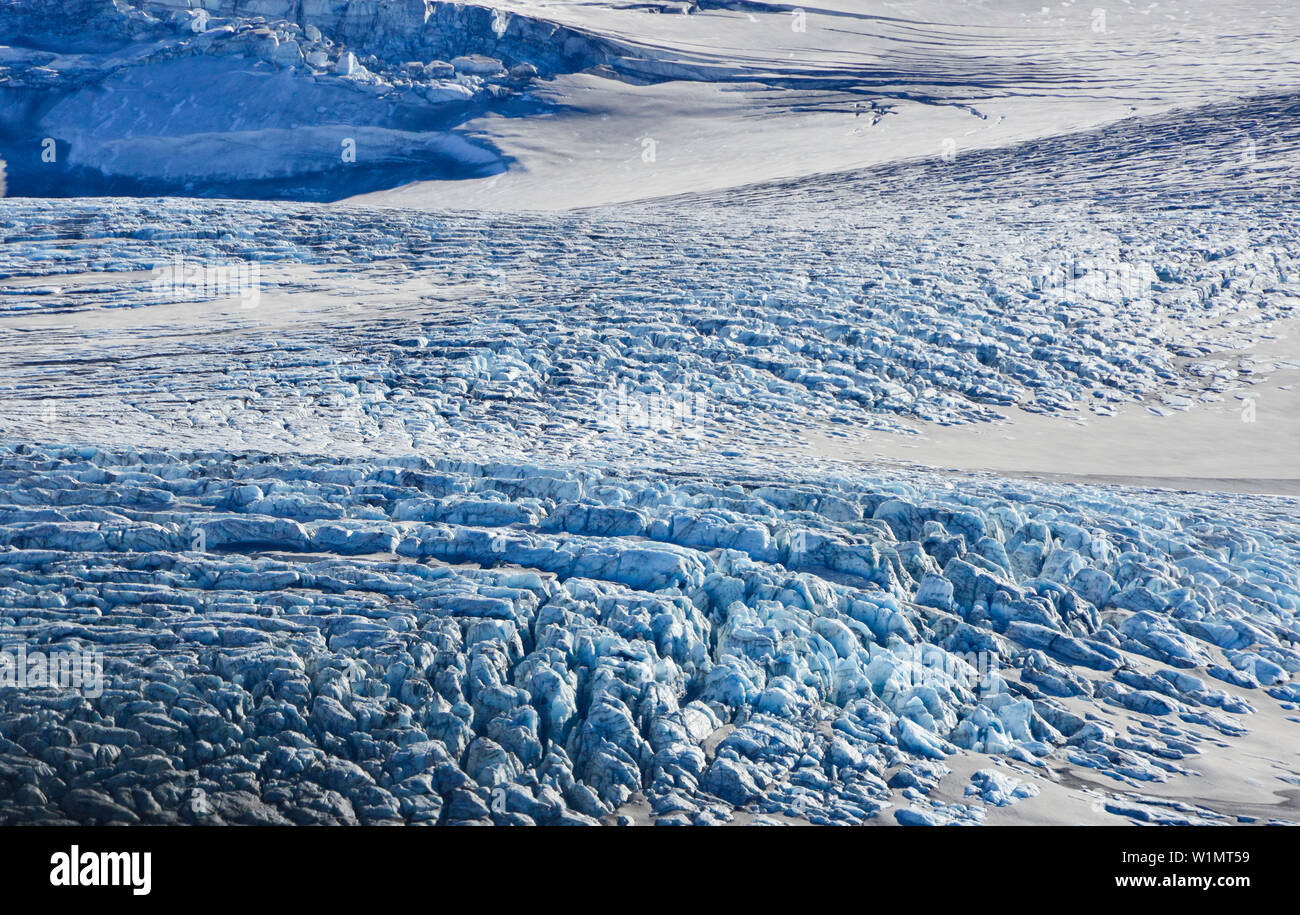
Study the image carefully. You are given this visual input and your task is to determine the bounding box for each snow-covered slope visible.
[3,0,1299,204]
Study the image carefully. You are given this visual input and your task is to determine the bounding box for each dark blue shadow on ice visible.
[0,134,509,202]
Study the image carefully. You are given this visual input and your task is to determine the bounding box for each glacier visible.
[0,0,1298,827]
[0,442,1296,825]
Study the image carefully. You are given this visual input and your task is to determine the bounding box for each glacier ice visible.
[0,444,1295,824]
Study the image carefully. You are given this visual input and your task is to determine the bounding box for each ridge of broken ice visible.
[0,444,1295,824]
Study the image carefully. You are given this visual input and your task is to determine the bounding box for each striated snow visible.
[1,102,1297,456]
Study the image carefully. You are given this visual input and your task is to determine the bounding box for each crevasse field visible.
[0,0,1298,826]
